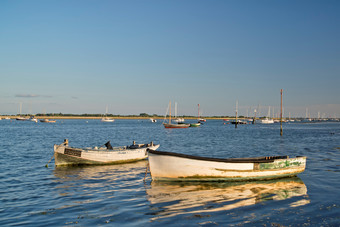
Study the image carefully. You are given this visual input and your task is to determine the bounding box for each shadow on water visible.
[146,177,309,220]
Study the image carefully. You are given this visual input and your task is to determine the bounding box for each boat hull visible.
[148,150,306,182]
[54,143,160,166]
[40,119,56,123]
[163,123,190,128]
[258,118,274,124]
[101,118,114,122]
[16,117,28,121]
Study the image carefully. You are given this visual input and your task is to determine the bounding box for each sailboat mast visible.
[280,89,283,136]
[235,100,238,129]
[169,101,171,123]
[198,104,200,118]
[19,102,22,116]
[175,102,177,118]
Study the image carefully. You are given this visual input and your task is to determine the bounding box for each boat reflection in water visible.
[146,177,309,219]
[52,160,148,200]
[53,160,147,181]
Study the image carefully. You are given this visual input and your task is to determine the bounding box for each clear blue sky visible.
[1,0,339,117]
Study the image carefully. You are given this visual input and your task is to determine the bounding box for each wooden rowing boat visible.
[54,139,160,166]
[148,149,306,182]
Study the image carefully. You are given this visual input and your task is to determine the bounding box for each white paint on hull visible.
[54,143,159,166]
[148,151,306,181]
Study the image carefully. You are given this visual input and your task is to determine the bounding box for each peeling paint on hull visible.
[54,142,160,167]
[148,150,306,182]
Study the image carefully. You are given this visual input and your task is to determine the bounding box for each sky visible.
[1,0,339,117]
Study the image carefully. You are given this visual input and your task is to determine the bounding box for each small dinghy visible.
[148,149,306,182]
[54,139,160,166]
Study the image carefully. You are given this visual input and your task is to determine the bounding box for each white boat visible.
[40,119,56,123]
[101,105,114,122]
[54,139,160,166]
[16,103,28,120]
[173,102,185,123]
[259,118,275,124]
[29,116,38,122]
[258,106,274,124]
[150,118,157,123]
[101,117,115,122]
[148,150,306,182]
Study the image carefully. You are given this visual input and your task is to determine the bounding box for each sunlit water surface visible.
[0,119,339,226]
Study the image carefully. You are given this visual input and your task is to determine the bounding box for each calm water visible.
[1,119,339,226]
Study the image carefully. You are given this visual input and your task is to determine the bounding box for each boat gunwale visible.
[54,152,147,166]
[148,149,305,163]
[62,144,160,153]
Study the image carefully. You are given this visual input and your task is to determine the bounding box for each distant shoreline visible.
[2,116,336,121]
[0,116,230,120]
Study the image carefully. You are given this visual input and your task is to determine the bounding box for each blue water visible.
[1,119,339,226]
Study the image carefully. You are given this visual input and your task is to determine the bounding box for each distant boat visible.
[258,107,274,124]
[40,119,56,123]
[163,123,190,128]
[29,116,38,123]
[197,104,206,122]
[190,122,201,127]
[148,149,306,182]
[16,103,28,121]
[231,120,247,124]
[173,102,185,123]
[16,117,28,121]
[101,117,115,122]
[173,118,185,123]
[150,118,157,123]
[163,101,190,128]
[101,105,114,122]
[53,139,160,166]
[189,104,201,127]
[259,118,274,124]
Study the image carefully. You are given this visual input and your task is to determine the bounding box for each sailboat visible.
[29,116,38,122]
[101,106,114,122]
[163,101,190,128]
[173,102,184,123]
[40,119,56,123]
[190,104,201,127]
[197,104,206,122]
[16,103,28,121]
[259,106,274,124]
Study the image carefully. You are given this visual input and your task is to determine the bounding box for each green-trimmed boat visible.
[190,122,201,127]
[148,149,306,182]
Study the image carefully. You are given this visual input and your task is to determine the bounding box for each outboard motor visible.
[104,141,113,150]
